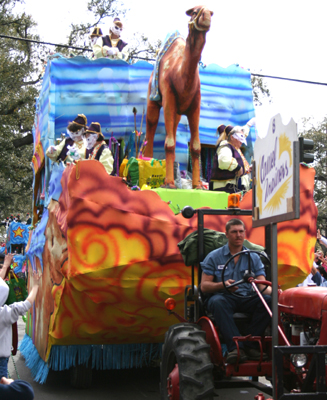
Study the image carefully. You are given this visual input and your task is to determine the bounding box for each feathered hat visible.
[85,122,104,138]
[73,114,88,127]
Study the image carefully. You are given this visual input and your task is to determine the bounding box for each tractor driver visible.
[200,219,272,364]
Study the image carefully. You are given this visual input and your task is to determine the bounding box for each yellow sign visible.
[253,114,298,224]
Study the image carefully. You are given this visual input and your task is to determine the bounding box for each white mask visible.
[67,128,84,142]
[83,134,98,150]
[110,23,122,37]
[232,132,247,146]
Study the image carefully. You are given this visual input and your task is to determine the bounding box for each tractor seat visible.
[198,286,252,332]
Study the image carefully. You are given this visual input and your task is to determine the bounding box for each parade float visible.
[19,10,317,387]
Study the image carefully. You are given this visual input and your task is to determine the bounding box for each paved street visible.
[7,317,272,400]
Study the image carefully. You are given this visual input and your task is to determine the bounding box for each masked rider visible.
[92,18,128,61]
[46,114,87,164]
[89,27,103,59]
[83,122,114,174]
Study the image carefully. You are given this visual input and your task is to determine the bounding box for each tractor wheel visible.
[160,323,214,400]
[70,363,92,389]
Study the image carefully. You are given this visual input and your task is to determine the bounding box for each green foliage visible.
[0,0,43,219]
[127,33,161,64]
[300,116,327,234]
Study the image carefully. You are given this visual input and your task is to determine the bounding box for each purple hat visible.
[225,125,234,137]
[85,122,104,137]
[217,124,226,136]
[113,17,123,28]
[90,27,103,38]
[73,114,87,127]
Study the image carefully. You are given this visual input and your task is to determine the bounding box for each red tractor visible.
[160,207,327,400]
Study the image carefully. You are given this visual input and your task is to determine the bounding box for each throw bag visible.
[119,158,129,177]
[5,271,28,305]
[178,229,265,266]
[138,158,166,188]
[123,157,140,186]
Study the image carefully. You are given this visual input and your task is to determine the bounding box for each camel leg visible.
[162,95,181,187]
[187,103,202,189]
[144,77,161,158]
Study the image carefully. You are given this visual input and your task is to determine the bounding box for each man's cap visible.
[90,27,103,38]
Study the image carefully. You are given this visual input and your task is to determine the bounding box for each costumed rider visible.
[89,27,103,59]
[46,114,87,164]
[93,18,128,61]
[83,122,114,174]
[210,125,252,193]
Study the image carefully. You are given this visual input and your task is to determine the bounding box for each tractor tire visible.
[160,323,214,400]
[70,363,92,389]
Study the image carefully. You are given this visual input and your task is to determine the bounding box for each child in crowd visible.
[0,254,41,379]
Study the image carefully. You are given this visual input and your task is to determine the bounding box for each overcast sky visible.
[20,0,327,132]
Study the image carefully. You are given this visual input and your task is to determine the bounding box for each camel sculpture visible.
[144,5,213,188]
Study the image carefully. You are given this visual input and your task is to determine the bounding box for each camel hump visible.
[149,31,184,102]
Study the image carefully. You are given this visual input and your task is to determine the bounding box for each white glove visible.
[106,47,118,56]
[67,145,80,161]
[48,146,56,154]
[246,117,256,127]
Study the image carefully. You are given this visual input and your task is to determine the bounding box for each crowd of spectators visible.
[0,214,31,228]
[297,229,327,287]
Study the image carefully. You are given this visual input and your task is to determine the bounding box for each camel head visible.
[186,5,214,32]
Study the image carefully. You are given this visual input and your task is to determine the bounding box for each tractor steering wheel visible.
[221,250,271,298]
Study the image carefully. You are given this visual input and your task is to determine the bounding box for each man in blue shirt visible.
[200,219,272,364]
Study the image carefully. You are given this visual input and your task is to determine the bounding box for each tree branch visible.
[12,134,33,148]
[21,75,42,86]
